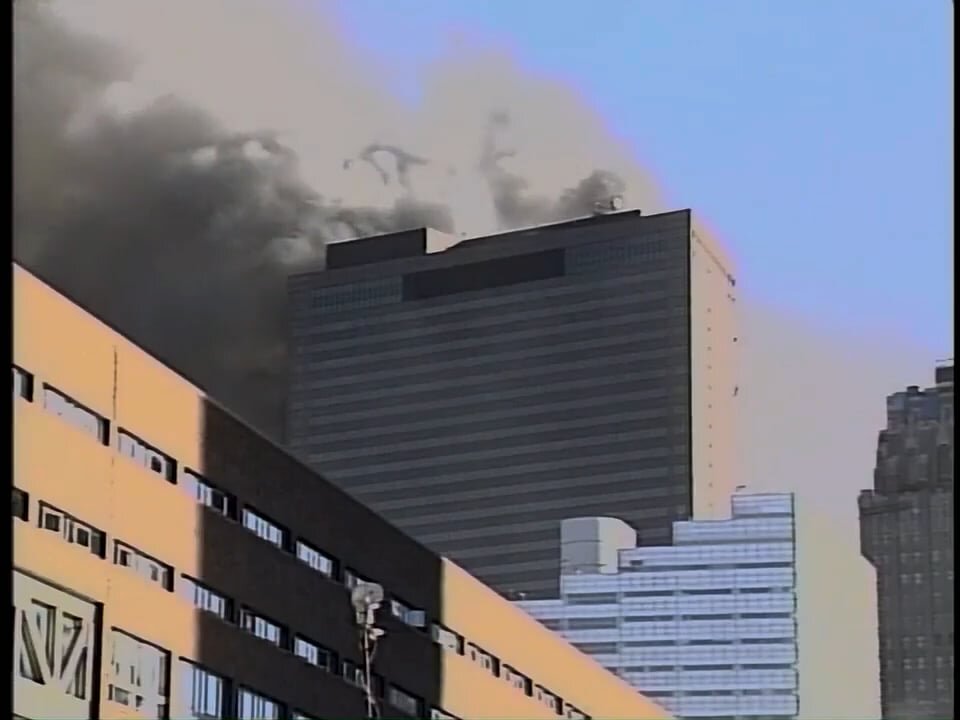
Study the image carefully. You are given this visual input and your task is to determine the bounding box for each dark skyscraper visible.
[286,209,738,598]
[859,363,954,720]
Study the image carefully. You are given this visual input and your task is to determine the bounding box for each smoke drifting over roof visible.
[13,0,659,436]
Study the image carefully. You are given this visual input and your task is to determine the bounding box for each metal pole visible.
[362,623,377,719]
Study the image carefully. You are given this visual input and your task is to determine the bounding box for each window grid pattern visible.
[38,503,106,558]
[118,429,176,481]
[180,576,232,621]
[108,631,169,719]
[295,540,335,578]
[237,687,282,720]
[242,508,287,549]
[182,469,234,518]
[42,385,109,444]
[15,361,605,720]
[178,660,226,719]
[519,493,799,720]
[113,541,173,591]
[240,609,285,648]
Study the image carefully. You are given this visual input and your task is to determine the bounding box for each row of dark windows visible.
[402,250,566,302]
[291,266,688,342]
[294,295,681,364]
[13,364,588,720]
[12,487,439,720]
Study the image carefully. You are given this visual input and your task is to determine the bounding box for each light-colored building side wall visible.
[689,219,738,521]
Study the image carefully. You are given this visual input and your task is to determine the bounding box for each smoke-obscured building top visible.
[285,208,739,599]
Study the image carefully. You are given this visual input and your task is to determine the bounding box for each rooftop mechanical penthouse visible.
[287,209,739,599]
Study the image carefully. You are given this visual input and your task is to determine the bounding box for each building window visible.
[236,687,282,720]
[387,686,423,717]
[565,705,589,720]
[182,469,235,518]
[242,507,287,550]
[179,576,232,621]
[294,636,320,666]
[12,365,33,401]
[38,503,105,557]
[108,630,169,718]
[466,643,499,676]
[42,385,109,444]
[566,592,618,605]
[390,598,426,628]
[113,541,173,590]
[431,624,464,654]
[342,659,364,687]
[118,429,176,481]
[503,665,532,694]
[535,685,562,714]
[178,660,227,719]
[13,487,28,521]
[295,540,336,578]
[239,608,285,648]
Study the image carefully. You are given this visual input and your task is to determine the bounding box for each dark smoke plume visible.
[14,0,660,436]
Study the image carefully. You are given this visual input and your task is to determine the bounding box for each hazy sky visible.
[21,0,950,553]
[332,0,953,352]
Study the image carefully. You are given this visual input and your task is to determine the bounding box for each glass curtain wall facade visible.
[286,210,738,599]
[518,493,799,720]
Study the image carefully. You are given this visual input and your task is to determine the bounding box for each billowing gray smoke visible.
[13,0,660,437]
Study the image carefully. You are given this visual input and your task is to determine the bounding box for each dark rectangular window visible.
[177,660,227,719]
[182,469,235,518]
[38,502,105,557]
[402,249,565,301]
[503,665,533,694]
[430,623,464,654]
[179,576,233,622]
[566,592,618,605]
[12,365,34,401]
[295,540,336,578]
[239,608,286,648]
[342,659,364,687]
[567,617,618,630]
[389,597,427,628]
[12,487,28,521]
[387,685,423,718]
[113,540,173,591]
[42,385,109,444]
[118,429,176,481]
[242,507,288,550]
[236,687,282,720]
[466,643,500,677]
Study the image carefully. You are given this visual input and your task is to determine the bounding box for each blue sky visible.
[332,0,952,354]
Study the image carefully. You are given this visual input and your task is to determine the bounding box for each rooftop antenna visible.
[351,582,385,719]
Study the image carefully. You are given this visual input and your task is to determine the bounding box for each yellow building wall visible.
[14,264,208,719]
[13,263,669,720]
[440,561,670,720]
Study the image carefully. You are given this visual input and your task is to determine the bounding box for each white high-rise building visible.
[518,491,880,720]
